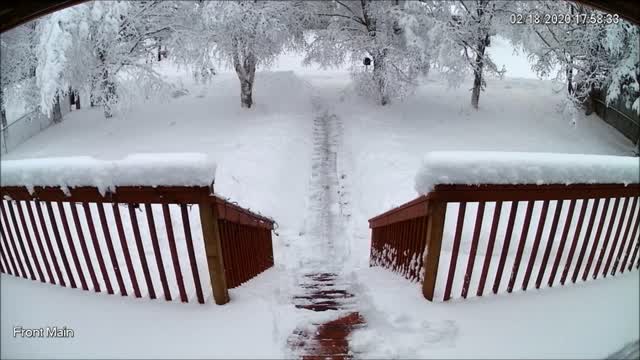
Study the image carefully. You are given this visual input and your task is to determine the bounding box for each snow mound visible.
[415,151,639,194]
[1,153,216,195]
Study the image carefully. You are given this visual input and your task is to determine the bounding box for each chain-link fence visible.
[1,94,71,154]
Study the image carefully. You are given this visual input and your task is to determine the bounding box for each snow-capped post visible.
[198,200,230,305]
[421,200,446,302]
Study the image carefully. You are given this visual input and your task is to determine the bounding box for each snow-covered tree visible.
[418,0,509,109]
[306,0,427,105]
[35,1,175,118]
[174,1,306,108]
[0,21,40,124]
[511,1,639,114]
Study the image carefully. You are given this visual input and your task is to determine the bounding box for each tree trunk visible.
[1,88,7,154]
[75,91,81,110]
[102,75,117,118]
[471,34,490,110]
[233,50,256,109]
[52,95,63,124]
[0,108,6,130]
[98,50,117,118]
[0,86,7,130]
[566,67,573,94]
[372,52,389,106]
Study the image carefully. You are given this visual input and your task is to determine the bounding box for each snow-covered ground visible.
[1,37,638,359]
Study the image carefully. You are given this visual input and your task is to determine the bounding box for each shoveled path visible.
[287,99,365,359]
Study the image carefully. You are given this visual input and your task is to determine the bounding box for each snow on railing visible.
[0,154,274,305]
[371,152,640,302]
[1,153,217,195]
[415,151,639,195]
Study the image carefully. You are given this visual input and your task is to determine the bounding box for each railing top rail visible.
[369,183,640,228]
[1,185,212,204]
[427,183,640,202]
[0,185,274,229]
[369,195,428,228]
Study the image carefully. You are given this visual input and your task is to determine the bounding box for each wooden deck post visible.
[199,200,230,305]
[421,200,447,301]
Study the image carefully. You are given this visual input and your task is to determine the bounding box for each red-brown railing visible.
[369,184,640,302]
[0,185,274,305]
[216,199,274,289]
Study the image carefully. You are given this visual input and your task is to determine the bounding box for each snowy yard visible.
[1,3,639,355]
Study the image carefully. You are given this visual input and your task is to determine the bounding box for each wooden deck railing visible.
[369,183,640,302]
[0,185,274,305]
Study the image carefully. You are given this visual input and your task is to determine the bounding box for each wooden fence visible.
[0,185,274,305]
[369,184,640,302]
[593,89,640,148]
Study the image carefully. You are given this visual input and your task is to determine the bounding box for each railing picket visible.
[620,198,640,273]
[613,197,638,274]
[16,201,45,282]
[592,197,621,278]
[1,201,28,278]
[535,200,564,289]
[549,199,576,287]
[572,198,600,283]
[10,202,40,281]
[493,201,518,294]
[144,203,171,301]
[228,222,238,285]
[0,202,19,276]
[249,225,258,279]
[0,231,14,276]
[478,201,502,296]
[225,221,235,287]
[443,202,466,301]
[507,200,535,293]
[181,204,204,303]
[112,203,141,297]
[36,201,65,285]
[462,202,485,298]
[128,204,155,298]
[55,202,87,290]
[410,217,418,276]
[44,202,75,287]
[25,201,55,284]
[522,200,550,291]
[7,202,37,280]
[628,232,640,272]
[69,203,100,292]
[240,223,249,285]
[414,216,427,281]
[582,198,611,281]
[603,197,629,277]
[229,222,240,287]
[222,221,235,288]
[559,199,587,285]
[82,202,112,293]
[97,203,127,296]
[218,221,231,286]
[162,204,187,302]
[0,185,273,305]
